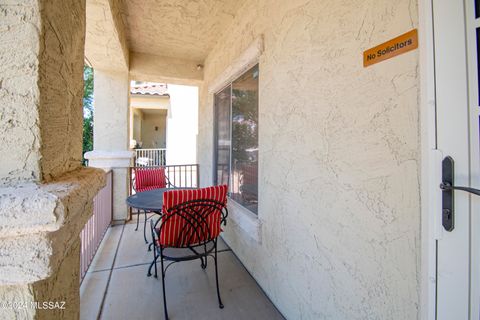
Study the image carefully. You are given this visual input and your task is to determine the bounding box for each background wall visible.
[128,86,198,166]
[129,94,169,148]
[132,108,143,143]
[197,0,420,319]
[140,110,167,148]
[166,85,198,165]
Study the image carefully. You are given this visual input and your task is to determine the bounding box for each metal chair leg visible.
[147,253,159,277]
[154,250,158,278]
[147,260,153,277]
[214,241,224,309]
[160,250,169,320]
[143,210,148,243]
[135,209,140,231]
[148,218,158,277]
[201,244,208,269]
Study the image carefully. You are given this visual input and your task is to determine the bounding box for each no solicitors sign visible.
[363,29,418,67]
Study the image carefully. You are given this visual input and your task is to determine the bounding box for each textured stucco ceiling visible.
[120,0,243,61]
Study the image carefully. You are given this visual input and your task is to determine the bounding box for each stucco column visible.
[0,1,104,319]
[92,70,131,221]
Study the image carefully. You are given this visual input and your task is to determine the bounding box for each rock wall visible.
[198,0,420,319]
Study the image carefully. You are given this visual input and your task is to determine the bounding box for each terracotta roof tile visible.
[130,82,169,96]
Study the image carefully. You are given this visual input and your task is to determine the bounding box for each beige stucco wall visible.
[0,0,85,185]
[129,95,169,146]
[198,1,420,319]
[0,0,42,185]
[129,95,171,149]
[0,167,105,319]
[130,95,170,110]
[93,70,129,150]
[140,112,167,148]
[92,70,131,221]
[0,1,107,318]
[85,0,129,72]
[131,108,143,143]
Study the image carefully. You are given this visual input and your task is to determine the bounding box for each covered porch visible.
[80,219,283,319]
[0,0,427,319]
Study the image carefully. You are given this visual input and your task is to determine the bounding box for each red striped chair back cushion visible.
[159,185,228,247]
[134,167,166,192]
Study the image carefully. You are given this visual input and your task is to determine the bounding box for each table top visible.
[126,188,192,212]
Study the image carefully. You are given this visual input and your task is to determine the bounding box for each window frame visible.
[213,83,232,187]
[213,64,259,215]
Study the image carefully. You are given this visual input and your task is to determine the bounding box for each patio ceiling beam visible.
[85,0,129,72]
[129,52,203,85]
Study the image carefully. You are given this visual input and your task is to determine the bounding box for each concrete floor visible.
[80,216,284,320]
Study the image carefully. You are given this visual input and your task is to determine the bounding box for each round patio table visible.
[126,187,192,277]
[127,188,172,213]
[126,187,192,242]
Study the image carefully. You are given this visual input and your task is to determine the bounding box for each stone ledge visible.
[0,167,105,285]
[0,167,105,238]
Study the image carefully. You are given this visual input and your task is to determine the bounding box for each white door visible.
[433,0,480,319]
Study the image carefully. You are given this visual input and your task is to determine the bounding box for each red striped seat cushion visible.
[159,185,228,247]
[135,167,167,192]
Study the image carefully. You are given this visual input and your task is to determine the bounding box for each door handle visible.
[439,182,480,196]
[440,156,480,232]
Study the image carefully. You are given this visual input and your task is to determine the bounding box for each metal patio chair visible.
[130,166,174,243]
[149,185,228,320]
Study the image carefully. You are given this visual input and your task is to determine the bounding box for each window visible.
[214,86,231,186]
[214,64,259,214]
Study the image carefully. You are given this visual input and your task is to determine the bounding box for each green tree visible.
[82,65,94,164]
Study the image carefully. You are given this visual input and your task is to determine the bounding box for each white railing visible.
[80,170,113,283]
[164,164,199,188]
[134,148,166,166]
